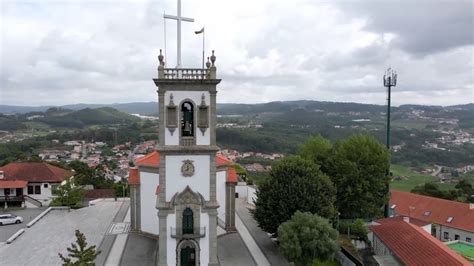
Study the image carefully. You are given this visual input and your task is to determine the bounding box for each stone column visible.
[208,209,219,266]
[225,183,236,232]
[157,210,168,266]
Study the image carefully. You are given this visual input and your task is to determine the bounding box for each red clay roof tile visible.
[128,168,140,185]
[0,180,28,189]
[135,151,233,167]
[370,218,470,266]
[226,168,237,183]
[390,190,474,232]
[0,162,72,183]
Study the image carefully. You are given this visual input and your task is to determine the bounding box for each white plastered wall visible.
[140,171,160,235]
[216,170,226,221]
[165,155,210,201]
[166,213,177,265]
[164,91,211,146]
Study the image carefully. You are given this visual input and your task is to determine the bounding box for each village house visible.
[0,162,73,207]
[369,217,470,265]
[390,190,474,243]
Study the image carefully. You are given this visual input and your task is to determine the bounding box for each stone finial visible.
[158,49,165,78]
[158,49,164,67]
[206,57,211,69]
[210,50,216,67]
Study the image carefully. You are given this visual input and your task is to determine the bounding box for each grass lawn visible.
[23,121,51,130]
[391,120,432,130]
[447,242,474,261]
[390,164,436,192]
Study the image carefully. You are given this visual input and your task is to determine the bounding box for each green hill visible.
[37,107,140,128]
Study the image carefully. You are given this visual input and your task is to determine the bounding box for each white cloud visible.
[0,0,472,106]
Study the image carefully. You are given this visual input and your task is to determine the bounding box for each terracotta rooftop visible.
[128,168,139,185]
[226,168,237,183]
[135,151,232,167]
[0,162,73,183]
[83,189,116,199]
[370,218,471,266]
[390,190,474,232]
[131,152,235,184]
[0,180,28,189]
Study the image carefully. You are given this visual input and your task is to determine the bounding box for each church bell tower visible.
[154,49,220,266]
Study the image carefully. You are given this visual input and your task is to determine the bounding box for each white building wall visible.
[165,155,210,201]
[140,171,160,235]
[247,186,257,205]
[27,182,58,205]
[199,213,210,266]
[164,91,211,146]
[166,213,177,265]
[235,182,248,198]
[216,171,226,221]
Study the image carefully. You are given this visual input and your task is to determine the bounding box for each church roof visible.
[130,152,236,184]
[134,151,232,167]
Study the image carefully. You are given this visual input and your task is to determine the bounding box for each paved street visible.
[0,200,124,265]
[235,199,290,266]
[218,232,256,266]
[0,207,46,242]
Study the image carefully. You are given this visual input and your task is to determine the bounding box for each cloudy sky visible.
[1,0,473,106]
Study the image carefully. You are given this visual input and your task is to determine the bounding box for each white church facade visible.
[128,50,237,266]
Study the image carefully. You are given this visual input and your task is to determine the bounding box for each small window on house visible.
[424,211,431,216]
[235,193,239,198]
[43,184,48,188]
[467,237,472,243]
[28,186,34,194]
[444,232,449,240]
[455,235,460,240]
[431,227,437,237]
[390,204,397,209]
[34,185,41,195]
[447,216,454,223]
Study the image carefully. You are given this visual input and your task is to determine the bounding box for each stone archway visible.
[177,239,200,266]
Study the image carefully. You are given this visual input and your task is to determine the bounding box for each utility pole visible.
[383,67,397,217]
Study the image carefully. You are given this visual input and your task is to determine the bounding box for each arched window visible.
[183,208,194,234]
[181,102,194,137]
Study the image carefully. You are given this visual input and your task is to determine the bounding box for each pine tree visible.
[58,230,101,265]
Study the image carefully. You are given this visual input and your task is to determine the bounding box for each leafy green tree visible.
[58,230,101,265]
[455,179,474,202]
[411,183,457,200]
[298,134,332,173]
[253,156,336,235]
[326,135,390,219]
[278,211,339,265]
[50,178,84,208]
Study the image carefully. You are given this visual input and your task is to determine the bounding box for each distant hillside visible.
[0,107,140,130]
[0,102,158,115]
[1,101,473,115]
[37,107,140,128]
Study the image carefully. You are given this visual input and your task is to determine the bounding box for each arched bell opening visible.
[181,101,194,137]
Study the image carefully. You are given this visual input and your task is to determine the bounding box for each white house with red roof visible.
[0,162,73,207]
[369,217,471,265]
[390,190,474,243]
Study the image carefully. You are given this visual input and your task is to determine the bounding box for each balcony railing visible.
[170,227,206,238]
[0,196,23,202]
[162,68,209,80]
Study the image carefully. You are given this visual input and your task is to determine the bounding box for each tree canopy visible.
[58,230,101,265]
[278,211,339,265]
[326,135,390,219]
[253,156,336,235]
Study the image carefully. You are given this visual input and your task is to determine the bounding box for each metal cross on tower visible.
[164,0,194,68]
